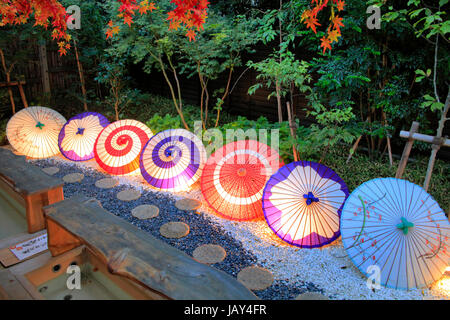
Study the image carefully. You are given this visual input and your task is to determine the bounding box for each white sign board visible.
[9,233,48,261]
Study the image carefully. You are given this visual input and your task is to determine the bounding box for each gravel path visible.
[30,156,449,300]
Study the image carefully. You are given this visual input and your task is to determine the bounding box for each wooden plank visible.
[0,148,64,196]
[0,81,26,87]
[43,196,258,300]
[0,269,33,300]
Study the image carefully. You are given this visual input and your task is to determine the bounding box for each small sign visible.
[9,233,48,261]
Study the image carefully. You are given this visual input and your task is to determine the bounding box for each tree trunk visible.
[74,39,88,111]
[423,88,450,191]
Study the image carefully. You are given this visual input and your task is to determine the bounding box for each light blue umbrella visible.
[341,178,450,290]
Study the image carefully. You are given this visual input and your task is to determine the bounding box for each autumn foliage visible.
[0,0,210,56]
[106,0,209,42]
[301,0,345,54]
[0,0,71,55]
[1,0,343,55]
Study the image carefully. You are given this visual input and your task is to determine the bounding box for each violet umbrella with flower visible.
[262,161,349,248]
[58,112,110,161]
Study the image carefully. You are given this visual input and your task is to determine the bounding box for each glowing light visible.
[6,106,66,159]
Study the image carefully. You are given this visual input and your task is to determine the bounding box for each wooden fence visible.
[1,40,311,123]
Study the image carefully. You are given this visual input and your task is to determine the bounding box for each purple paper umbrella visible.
[263,161,349,248]
[58,112,110,161]
[139,129,207,192]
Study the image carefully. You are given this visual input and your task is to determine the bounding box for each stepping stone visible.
[42,167,60,175]
[160,222,190,239]
[131,205,159,220]
[175,198,202,211]
[237,266,274,291]
[193,244,226,264]
[63,173,84,183]
[95,178,119,189]
[295,292,329,300]
[117,189,141,202]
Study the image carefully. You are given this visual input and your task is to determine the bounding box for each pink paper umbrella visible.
[263,161,349,248]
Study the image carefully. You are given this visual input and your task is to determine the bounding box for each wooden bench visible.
[42,196,258,300]
[0,148,64,234]
[0,148,64,267]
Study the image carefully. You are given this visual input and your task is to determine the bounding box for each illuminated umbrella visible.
[201,140,283,221]
[6,106,66,159]
[139,129,207,192]
[262,161,349,248]
[94,119,153,175]
[341,178,450,290]
[58,112,110,161]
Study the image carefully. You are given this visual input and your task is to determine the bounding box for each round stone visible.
[42,167,60,175]
[175,198,202,211]
[295,292,329,300]
[63,173,84,183]
[95,178,119,189]
[131,205,159,220]
[193,244,226,264]
[117,189,141,202]
[160,222,190,239]
[237,266,274,291]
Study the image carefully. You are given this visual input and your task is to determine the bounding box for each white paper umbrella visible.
[341,178,450,290]
[6,106,67,159]
[139,129,207,192]
[94,119,153,175]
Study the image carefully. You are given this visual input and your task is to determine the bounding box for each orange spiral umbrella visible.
[94,119,153,175]
[6,106,67,159]
[201,140,283,221]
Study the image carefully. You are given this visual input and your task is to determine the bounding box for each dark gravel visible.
[31,159,323,300]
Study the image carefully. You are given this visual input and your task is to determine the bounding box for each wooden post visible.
[38,43,51,95]
[17,81,28,108]
[395,121,419,179]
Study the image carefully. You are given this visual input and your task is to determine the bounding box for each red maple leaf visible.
[332,16,344,33]
[305,16,321,34]
[186,29,196,42]
[320,36,332,54]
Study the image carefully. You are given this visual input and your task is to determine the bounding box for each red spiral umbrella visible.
[94,119,153,175]
[201,140,283,221]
